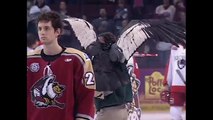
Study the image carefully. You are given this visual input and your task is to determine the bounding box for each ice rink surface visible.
[141,111,186,120]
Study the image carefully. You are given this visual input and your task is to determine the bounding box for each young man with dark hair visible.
[27,11,96,120]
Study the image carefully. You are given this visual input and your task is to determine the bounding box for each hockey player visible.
[162,44,186,120]
[27,11,96,120]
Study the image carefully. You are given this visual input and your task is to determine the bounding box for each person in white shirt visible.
[29,0,51,16]
[155,0,176,21]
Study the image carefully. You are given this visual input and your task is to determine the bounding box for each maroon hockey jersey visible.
[27,48,96,120]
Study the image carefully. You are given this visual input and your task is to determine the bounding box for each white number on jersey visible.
[85,72,95,86]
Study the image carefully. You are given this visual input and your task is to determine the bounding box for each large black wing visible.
[61,17,97,49]
[117,19,186,60]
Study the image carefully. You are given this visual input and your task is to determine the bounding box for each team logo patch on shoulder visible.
[30,63,40,72]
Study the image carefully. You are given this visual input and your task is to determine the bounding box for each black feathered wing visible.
[63,17,97,49]
[117,19,186,60]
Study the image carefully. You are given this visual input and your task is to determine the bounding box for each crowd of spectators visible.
[27,0,186,68]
